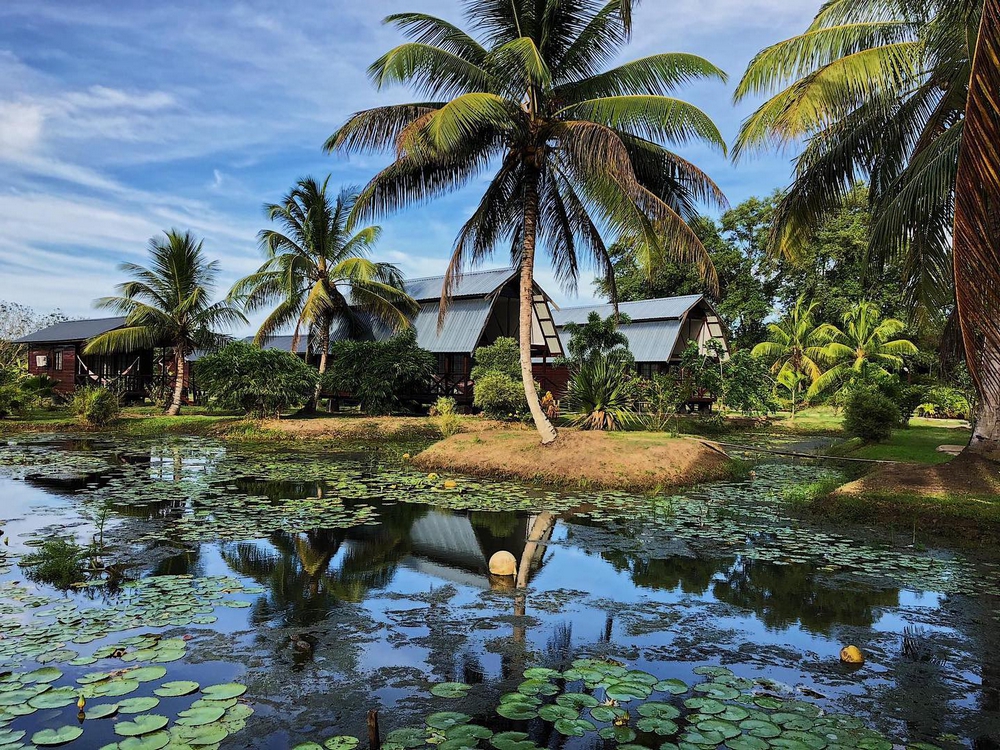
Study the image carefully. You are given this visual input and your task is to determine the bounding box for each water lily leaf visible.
[516,679,558,697]
[637,717,679,736]
[598,726,636,742]
[176,704,227,726]
[0,688,45,706]
[522,668,560,680]
[118,731,170,750]
[694,683,740,700]
[726,736,770,750]
[431,683,471,699]
[176,723,229,746]
[118,696,160,714]
[22,668,62,684]
[0,729,25,744]
[496,703,537,721]
[738,719,781,739]
[97,679,141,698]
[590,705,626,723]
[654,679,688,695]
[693,666,733,678]
[115,714,170,737]
[637,702,680,720]
[444,725,492,741]
[85,703,120,719]
[153,681,199,697]
[555,693,598,710]
[718,706,750,722]
[32,725,84,746]
[490,731,536,750]
[127,667,167,683]
[426,712,471,731]
[385,728,425,749]
[857,739,892,750]
[553,718,595,737]
[752,696,784,710]
[28,686,78,709]
[683,697,725,715]
[200,683,246,701]
[293,744,325,750]
[696,719,740,740]
[538,704,577,722]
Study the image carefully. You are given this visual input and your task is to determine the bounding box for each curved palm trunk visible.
[954,0,1000,458]
[521,167,558,445]
[311,320,331,412]
[167,346,185,416]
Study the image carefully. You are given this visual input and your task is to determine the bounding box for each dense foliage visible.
[843,385,900,444]
[561,313,634,369]
[472,338,529,421]
[470,338,521,382]
[196,342,319,418]
[563,353,638,431]
[321,329,434,415]
[71,386,121,426]
[681,342,777,417]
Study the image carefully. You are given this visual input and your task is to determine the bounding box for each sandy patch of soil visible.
[412,429,732,490]
[835,453,1000,498]
[261,414,523,441]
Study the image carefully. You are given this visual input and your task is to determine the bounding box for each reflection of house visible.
[552,295,729,377]
[16,317,157,399]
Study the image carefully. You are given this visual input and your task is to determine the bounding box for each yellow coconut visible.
[840,645,864,664]
[489,551,517,576]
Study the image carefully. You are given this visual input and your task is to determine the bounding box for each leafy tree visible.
[0,301,69,372]
[734,0,1000,454]
[752,298,825,417]
[320,329,435,415]
[196,341,319,418]
[231,178,418,410]
[470,337,521,382]
[472,338,528,420]
[85,231,246,416]
[561,312,633,369]
[719,350,778,417]
[810,302,919,397]
[326,0,728,443]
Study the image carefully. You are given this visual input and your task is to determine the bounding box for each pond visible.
[0,434,997,750]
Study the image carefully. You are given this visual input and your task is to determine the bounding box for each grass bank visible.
[412,428,736,491]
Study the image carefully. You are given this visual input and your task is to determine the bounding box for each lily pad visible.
[200,683,246,701]
[324,736,361,750]
[115,714,170,737]
[127,667,167,683]
[598,726,636,743]
[431,683,471,699]
[385,728,426,749]
[118,732,170,750]
[28,686,78,709]
[32,726,84,746]
[538,704,577,722]
[22,668,62,684]
[117,696,160,714]
[553,718,596,737]
[556,693,599,710]
[153,681,199,697]
[176,704,227,726]
[84,703,120,719]
[426,712,471,731]
[637,717,679,736]
[654,679,688,695]
[491,732,537,750]
[496,703,537,721]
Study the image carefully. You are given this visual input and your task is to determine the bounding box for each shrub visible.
[19,538,88,589]
[72,386,120,426]
[719,350,779,417]
[0,366,27,418]
[433,396,462,438]
[561,312,634,368]
[321,329,434,415]
[843,385,898,443]
[916,386,971,420]
[563,353,638,431]
[636,372,684,432]
[474,371,528,421]
[196,341,318,418]
[470,337,521,381]
[877,379,925,427]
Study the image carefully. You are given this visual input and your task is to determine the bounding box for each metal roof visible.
[243,335,306,354]
[552,295,704,325]
[554,319,684,364]
[404,268,518,302]
[14,317,127,344]
[412,299,493,353]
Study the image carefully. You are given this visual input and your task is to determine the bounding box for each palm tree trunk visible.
[167,347,185,416]
[953,0,1000,458]
[521,166,558,445]
[311,319,331,412]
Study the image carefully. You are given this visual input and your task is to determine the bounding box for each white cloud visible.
[0,102,44,156]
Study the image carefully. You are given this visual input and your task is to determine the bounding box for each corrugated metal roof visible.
[14,317,127,344]
[555,320,682,363]
[552,295,703,325]
[412,299,492,353]
[405,268,517,302]
[244,335,306,354]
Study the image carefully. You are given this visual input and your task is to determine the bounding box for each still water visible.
[0,434,997,749]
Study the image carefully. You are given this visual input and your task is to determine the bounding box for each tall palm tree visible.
[809,302,918,396]
[229,178,419,409]
[325,0,728,443]
[751,298,825,416]
[85,230,245,416]
[733,0,1000,454]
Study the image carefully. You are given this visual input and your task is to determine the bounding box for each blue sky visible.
[0,0,817,332]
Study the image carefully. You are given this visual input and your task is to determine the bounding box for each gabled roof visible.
[552,294,704,326]
[404,268,518,302]
[14,317,127,345]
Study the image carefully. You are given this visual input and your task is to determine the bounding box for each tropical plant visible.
[0,365,27,418]
[843,384,900,443]
[326,0,729,443]
[84,231,244,415]
[636,372,684,433]
[564,352,638,430]
[752,298,825,417]
[472,337,530,420]
[71,386,120,426]
[809,302,918,397]
[734,0,1000,454]
[433,396,462,438]
[230,178,419,409]
[195,341,319,418]
[320,329,435,415]
[470,337,521,381]
[719,350,779,417]
[562,312,633,369]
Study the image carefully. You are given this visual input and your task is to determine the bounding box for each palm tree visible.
[325,0,728,443]
[733,0,1000,454]
[229,177,419,409]
[808,302,919,397]
[85,230,245,416]
[751,298,825,417]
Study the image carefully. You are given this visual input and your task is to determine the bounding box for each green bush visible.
[72,386,120,426]
[433,396,462,438]
[843,385,898,443]
[474,371,528,421]
[636,372,684,432]
[719,350,778,417]
[561,312,634,368]
[877,379,925,427]
[196,341,318,418]
[322,329,434,415]
[470,337,521,381]
[563,353,638,431]
[916,385,971,420]
[19,538,88,589]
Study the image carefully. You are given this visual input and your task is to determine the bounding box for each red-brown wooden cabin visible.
[15,317,159,401]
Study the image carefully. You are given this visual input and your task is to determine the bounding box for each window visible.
[450,354,467,377]
[54,350,63,371]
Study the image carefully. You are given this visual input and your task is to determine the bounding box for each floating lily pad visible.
[490,731,537,750]
[325,736,361,750]
[22,668,62,684]
[726,736,770,750]
[637,702,681,720]
[118,732,170,750]
[28,686,77,709]
[176,704,227,726]
[127,667,167,683]
[555,693,598,710]
[200,683,246,701]
[637,717,679,736]
[599,725,636,742]
[385,728,425,749]
[522,668,560,680]
[118,696,160,714]
[553,718,595,737]
[431,682,471,699]
[32,726,84,746]
[538,704,577,722]
[84,702,120,719]
[426,712,471,731]
[590,705,627,723]
[697,719,740,740]
[654,679,688,695]
[496,702,537,721]
[739,719,781,739]
[115,714,170,737]
[153,681,199,697]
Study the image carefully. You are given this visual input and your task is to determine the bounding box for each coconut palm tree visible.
[733,0,1000,454]
[752,298,825,417]
[85,230,245,416]
[808,302,919,396]
[229,178,419,409]
[325,0,728,443]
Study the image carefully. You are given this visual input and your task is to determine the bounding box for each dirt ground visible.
[261,414,521,440]
[835,452,1000,498]
[412,429,733,490]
